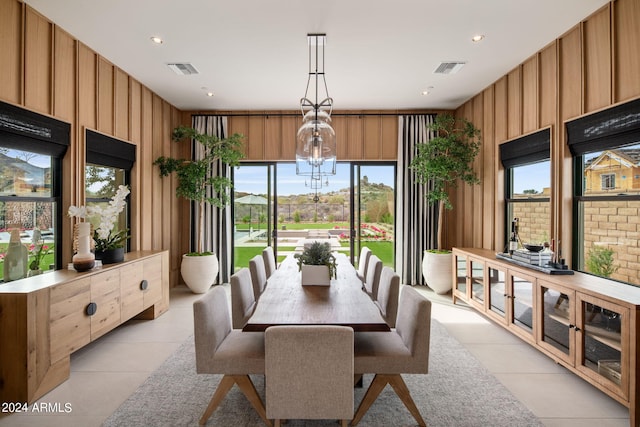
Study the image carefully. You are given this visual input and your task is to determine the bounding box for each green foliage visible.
[586,246,619,278]
[294,241,337,279]
[293,210,301,223]
[154,126,244,253]
[410,113,481,210]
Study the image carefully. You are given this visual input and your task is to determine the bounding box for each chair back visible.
[193,286,232,374]
[356,246,372,281]
[376,266,400,327]
[249,254,268,300]
[364,255,382,299]
[230,268,256,329]
[262,246,277,278]
[266,325,354,422]
[395,286,432,371]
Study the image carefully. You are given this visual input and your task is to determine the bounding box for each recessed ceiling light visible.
[471,34,485,42]
[206,92,214,97]
[421,86,434,96]
[150,36,163,44]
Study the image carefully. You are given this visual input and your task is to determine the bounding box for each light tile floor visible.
[0,285,630,426]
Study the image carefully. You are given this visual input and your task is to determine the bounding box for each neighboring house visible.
[584,148,640,194]
[0,152,48,195]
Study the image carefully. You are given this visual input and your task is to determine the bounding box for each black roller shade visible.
[567,98,640,155]
[0,100,70,157]
[86,129,135,170]
[499,128,550,168]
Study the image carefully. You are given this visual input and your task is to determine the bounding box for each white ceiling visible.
[24,0,609,112]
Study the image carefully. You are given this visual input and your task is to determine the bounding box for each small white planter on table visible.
[301,264,331,286]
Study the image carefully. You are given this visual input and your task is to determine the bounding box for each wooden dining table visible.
[243,252,390,332]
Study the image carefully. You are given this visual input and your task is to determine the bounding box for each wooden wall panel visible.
[229,116,250,158]
[129,79,141,144]
[380,116,397,160]
[24,8,52,114]
[114,68,129,140]
[539,42,557,127]
[347,115,364,160]
[162,102,173,258]
[472,95,483,248]
[494,76,508,143]
[97,58,114,134]
[53,27,75,123]
[264,115,282,160]
[333,116,348,160]
[559,26,583,121]
[151,94,164,251]
[281,115,300,160]
[139,86,153,251]
[482,86,495,250]
[128,80,141,251]
[507,66,522,139]
[522,55,539,134]
[0,0,23,104]
[363,116,381,160]
[247,116,265,160]
[77,43,96,131]
[584,5,612,113]
[614,0,640,102]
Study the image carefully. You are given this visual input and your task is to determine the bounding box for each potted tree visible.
[294,241,337,286]
[154,125,244,293]
[410,114,481,294]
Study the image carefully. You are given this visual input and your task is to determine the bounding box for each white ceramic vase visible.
[180,253,219,294]
[422,250,453,295]
[301,264,331,286]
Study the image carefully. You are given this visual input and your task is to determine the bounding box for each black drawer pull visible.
[140,279,148,291]
[86,302,97,316]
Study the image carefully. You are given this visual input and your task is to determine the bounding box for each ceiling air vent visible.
[433,61,466,75]
[167,63,199,75]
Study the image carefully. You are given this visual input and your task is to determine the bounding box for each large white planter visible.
[422,250,453,295]
[180,253,219,294]
[301,264,331,286]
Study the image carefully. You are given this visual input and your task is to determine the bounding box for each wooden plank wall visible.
[0,0,185,286]
[452,0,640,265]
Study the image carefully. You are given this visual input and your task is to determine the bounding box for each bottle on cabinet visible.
[508,217,519,255]
[3,228,28,282]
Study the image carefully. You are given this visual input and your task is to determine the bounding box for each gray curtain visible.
[396,114,437,285]
[192,115,233,284]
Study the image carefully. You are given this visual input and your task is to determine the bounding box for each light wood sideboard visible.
[452,247,640,427]
[0,250,169,404]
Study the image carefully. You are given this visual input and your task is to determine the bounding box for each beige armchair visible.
[265,325,354,426]
[375,266,400,328]
[352,286,432,426]
[364,254,382,300]
[230,268,256,329]
[249,254,268,300]
[193,286,270,426]
[262,246,277,278]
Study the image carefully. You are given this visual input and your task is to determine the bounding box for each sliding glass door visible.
[232,162,395,271]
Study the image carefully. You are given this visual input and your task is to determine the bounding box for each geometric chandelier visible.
[295,33,336,201]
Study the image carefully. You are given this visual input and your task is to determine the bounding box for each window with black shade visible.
[569,98,640,286]
[0,101,70,280]
[500,129,551,249]
[85,130,135,251]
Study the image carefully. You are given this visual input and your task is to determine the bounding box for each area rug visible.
[103,320,542,426]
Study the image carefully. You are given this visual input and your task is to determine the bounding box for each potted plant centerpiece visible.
[294,241,337,286]
[410,113,481,294]
[154,125,244,294]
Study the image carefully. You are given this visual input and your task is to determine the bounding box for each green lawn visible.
[360,241,394,267]
[235,222,348,231]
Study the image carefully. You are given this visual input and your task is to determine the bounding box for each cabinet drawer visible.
[50,278,91,362]
[90,269,121,341]
[120,261,144,321]
[142,255,163,308]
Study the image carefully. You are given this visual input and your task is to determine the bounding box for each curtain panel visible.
[192,115,233,284]
[396,114,437,285]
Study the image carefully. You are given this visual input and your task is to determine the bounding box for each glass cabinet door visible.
[469,258,485,308]
[576,293,628,399]
[487,264,507,323]
[538,281,574,364]
[508,271,536,341]
[453,254,468,300]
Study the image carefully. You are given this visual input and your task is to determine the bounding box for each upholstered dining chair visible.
[265,325,354,427]
[356,246,372,282]
[249,254,268,300]
[230,268,257,329]
[352,286,432,427]
[363,254,382,300]
[375,266,400,328]
[262,246,277,278]
[193,286,271,427]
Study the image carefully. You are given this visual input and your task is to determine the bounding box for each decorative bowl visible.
[524,243,544,252]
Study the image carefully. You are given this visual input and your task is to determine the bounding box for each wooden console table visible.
[452,247,640,427]
[0,250,169,404]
